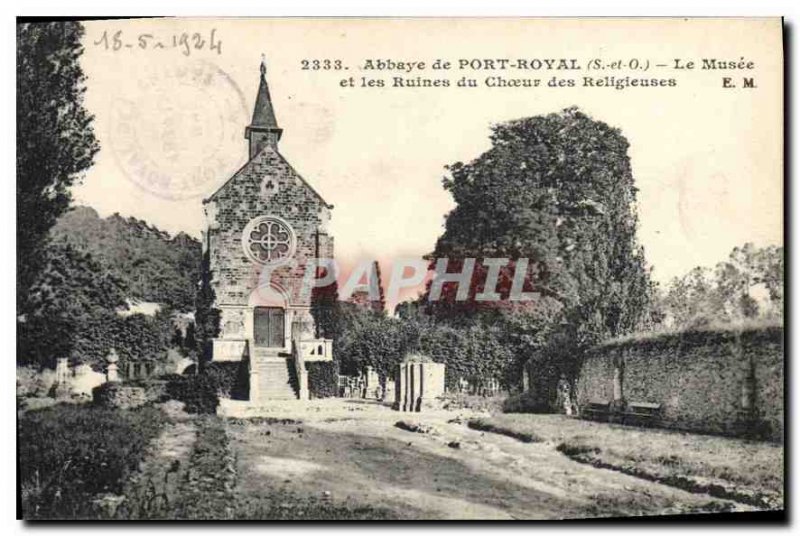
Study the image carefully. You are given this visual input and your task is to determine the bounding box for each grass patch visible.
[441,393,507,413]
[167,417,394,520]
[18,403,167,519]
[170,417,236,519]
[232,490,395,520]
[470,414,783,510]
[467,417,542,443]
[227,416,301,426]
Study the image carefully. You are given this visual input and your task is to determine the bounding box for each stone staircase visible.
[252,353,297,401]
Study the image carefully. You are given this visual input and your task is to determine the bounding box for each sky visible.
[74,18,783,296]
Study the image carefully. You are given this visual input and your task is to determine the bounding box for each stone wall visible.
[92,383,148,409]
[576,324,784,442]
[204,144,332,311]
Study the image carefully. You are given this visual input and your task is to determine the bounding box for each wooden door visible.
[254,307,285,348]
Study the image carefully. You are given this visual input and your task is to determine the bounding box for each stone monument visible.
[106,349,120,383]
[394,354,445,412]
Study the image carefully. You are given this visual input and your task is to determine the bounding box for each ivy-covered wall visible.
[576,324,783,442]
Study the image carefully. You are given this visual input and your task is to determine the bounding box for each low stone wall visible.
[92,383,148,409]
[576,324,783,442]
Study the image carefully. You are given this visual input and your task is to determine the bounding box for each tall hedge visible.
[306,361,339,398]
[203,361,248,400]
[336,307,520,391]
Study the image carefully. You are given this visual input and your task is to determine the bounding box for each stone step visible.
[253,358,297,400]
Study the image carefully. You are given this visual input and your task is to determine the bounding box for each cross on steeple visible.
[245,55,283,158]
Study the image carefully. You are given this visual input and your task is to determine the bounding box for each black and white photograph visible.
[14,16,784,522]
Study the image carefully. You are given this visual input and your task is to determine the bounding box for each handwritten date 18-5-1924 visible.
[93,29,222,57]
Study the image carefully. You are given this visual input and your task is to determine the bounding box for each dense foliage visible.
[18,242,126,367]
[306,361,339,398]
[17,22,99,315]
[194,250,221,363]
[413,108,652,394]
[432,107,650,325]
[656,243,783,329]
[202,361,248,399]
[19,208,199,368]
[335,306,528,390]
[51,206,201,311]
[163,373,220,414]
[18,244,177,369]
[19,404,166,519]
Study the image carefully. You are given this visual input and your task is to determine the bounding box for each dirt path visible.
[115,414,197,519]
[224,400,745,520]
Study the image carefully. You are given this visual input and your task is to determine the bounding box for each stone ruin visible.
[393,356,445,412]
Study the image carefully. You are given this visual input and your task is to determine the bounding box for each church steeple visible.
[245,56,283,158]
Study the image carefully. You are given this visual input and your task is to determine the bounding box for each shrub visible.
[164,374,219,414]
[417,323,516,390]
[203,361,247,399]
[307,361,338,398]
[19,404,166,519]
[336,310,520,392]
[17,366,56,398]
[137,379,169,403]
[502,390,550,413]
[92,383,148,409]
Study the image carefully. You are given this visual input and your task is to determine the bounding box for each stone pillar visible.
[394,364,405,410]
[419,362,445,405]
[612,355,624,402]
[739,361,756,435]
[53,357,72,399]
[408,364,417,412]
[55,358,69,384]
[250,368,260,403]
[394,361,446,412]
[298,382,309,400]
[522,360,530,392]
[105,350,120,383]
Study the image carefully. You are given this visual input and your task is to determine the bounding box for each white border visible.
[7,3,795,536]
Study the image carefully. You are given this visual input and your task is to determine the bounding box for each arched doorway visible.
[248,283,290,351]
[253,307,285,348]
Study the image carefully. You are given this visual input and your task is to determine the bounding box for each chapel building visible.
[201,59,334,402]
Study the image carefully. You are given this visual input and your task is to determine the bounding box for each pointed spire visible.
[250,55,279,129]
[245,55,283,157]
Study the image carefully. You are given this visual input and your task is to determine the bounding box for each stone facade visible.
[201,59,333,400]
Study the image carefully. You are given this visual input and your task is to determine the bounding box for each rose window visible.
[242,216,296,265]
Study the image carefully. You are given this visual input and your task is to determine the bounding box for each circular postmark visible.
[109,59,249,200]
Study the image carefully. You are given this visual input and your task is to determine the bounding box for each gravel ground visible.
[222,399,753,520]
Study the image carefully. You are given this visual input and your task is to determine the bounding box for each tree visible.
[50,207,202,311]
[17,22,99,315]
[660,267,718,327]
[659,243,784,328]
[18,241,128,367]
[194,250,220,364]
[428,108,652,381]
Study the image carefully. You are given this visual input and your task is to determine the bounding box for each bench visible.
[580,399,611,422]
[623,401,662,427]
